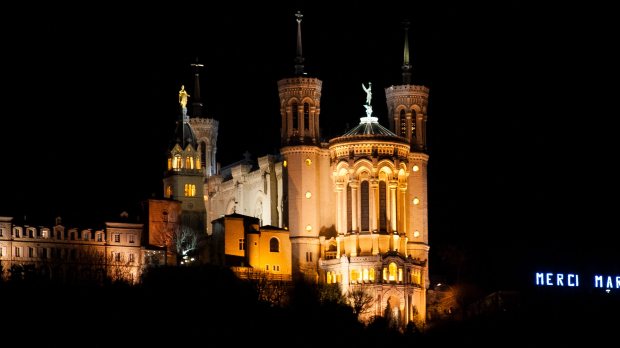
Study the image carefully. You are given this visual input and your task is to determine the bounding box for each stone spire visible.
[401,20,412,85]
[191,58,204,117]
[294,11,305,75]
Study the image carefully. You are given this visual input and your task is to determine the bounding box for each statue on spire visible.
[362,82,372,106]
[179,85,190,117]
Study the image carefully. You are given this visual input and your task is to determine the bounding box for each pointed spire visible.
[401,20,413,85]
[294,11,305,75]
[191,58,204,117]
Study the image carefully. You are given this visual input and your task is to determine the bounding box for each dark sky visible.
[1,2,618,286]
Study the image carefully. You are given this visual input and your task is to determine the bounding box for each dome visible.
[342,116,398,137]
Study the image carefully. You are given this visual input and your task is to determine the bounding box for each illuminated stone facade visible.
[195,17,431,327]
[0,216,147,283]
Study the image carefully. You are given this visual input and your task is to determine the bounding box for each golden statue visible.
[179,85,190,110]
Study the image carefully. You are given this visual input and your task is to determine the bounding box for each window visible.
[346,185,352,232]
[114,234,120,243]
[265,264,269,271]
[389,262,397,281]
[129,234,135,243]
[15,247,21,257]
[173,155,182,170]
[379,181,387,231]
[114,252,121,262]
[238,239,245,251]
[129,253,135,263]
[306,251,312,262]
[0,247,3,257]
[269,238,279,252]
[360,181,369,231]
[165,185,172,198]
[97,233,103,242]
[184,184,196,197]
[411,110,417,139]
[0,228,4,237]
[292,102,298,130]
[200,142,207,171]
[273,265,280,271]
[28,247,34,258]
[303,103,310,130]
[400,109,407,137]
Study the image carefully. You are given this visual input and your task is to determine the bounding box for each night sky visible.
[1,2,617,287]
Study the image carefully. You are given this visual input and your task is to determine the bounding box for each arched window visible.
[360,181,369,231]
[304,103,310,130]
[269,237,280,252]
[167,157,172,170]
[200,142,207,170]
[411,109,417,139]
[389,262,397,281]
[165,185,172,198]
[292,102,299,130]
[400,109,407,137]
[346,185,352,232]
[369,268,376,282]
[379,181,387,231]
[173,155,182,170]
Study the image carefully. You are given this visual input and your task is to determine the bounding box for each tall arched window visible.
[361,181,369,231]
[173,155,182,170]
[400,109,407,137]
[269,237,280,252]
[379,181,387,231]
[200,142,207,170]
[389,262,397,281]
[303,103,310,130]
[347,185,352,232]
[411,110,417,139]
[292,102,299,130]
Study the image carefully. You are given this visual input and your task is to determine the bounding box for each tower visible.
[163,81,208,236]
[384,20,430,286]
[188,59,219,178]
[279,11,325,281]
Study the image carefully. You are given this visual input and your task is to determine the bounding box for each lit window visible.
[184,184,196,197]
[412,165,419,172]
[173,155,182,170]
[283,160,287,168]
[238,238,245,251]
[413,197,420,205]
[389,262,397,281]
[305,224,312,231]
[167,157,172,170]
[269,238,279,252]
[305,191,312,199]
[305,158,312,166]
[165,186,172,198]
[369,268,375,281]
[413,230,420,238]
[327,271,332,284]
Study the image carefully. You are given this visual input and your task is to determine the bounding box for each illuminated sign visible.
[535,272,620,290]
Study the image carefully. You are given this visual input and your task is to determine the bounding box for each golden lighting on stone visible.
[305,158,312,166]
[305,224,312,231]
[305,191,312,199]
[413,197,420,205]
[412,164,419,172]
[413,230,420,238]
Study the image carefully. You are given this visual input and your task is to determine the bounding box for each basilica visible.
[163,13,431,326]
